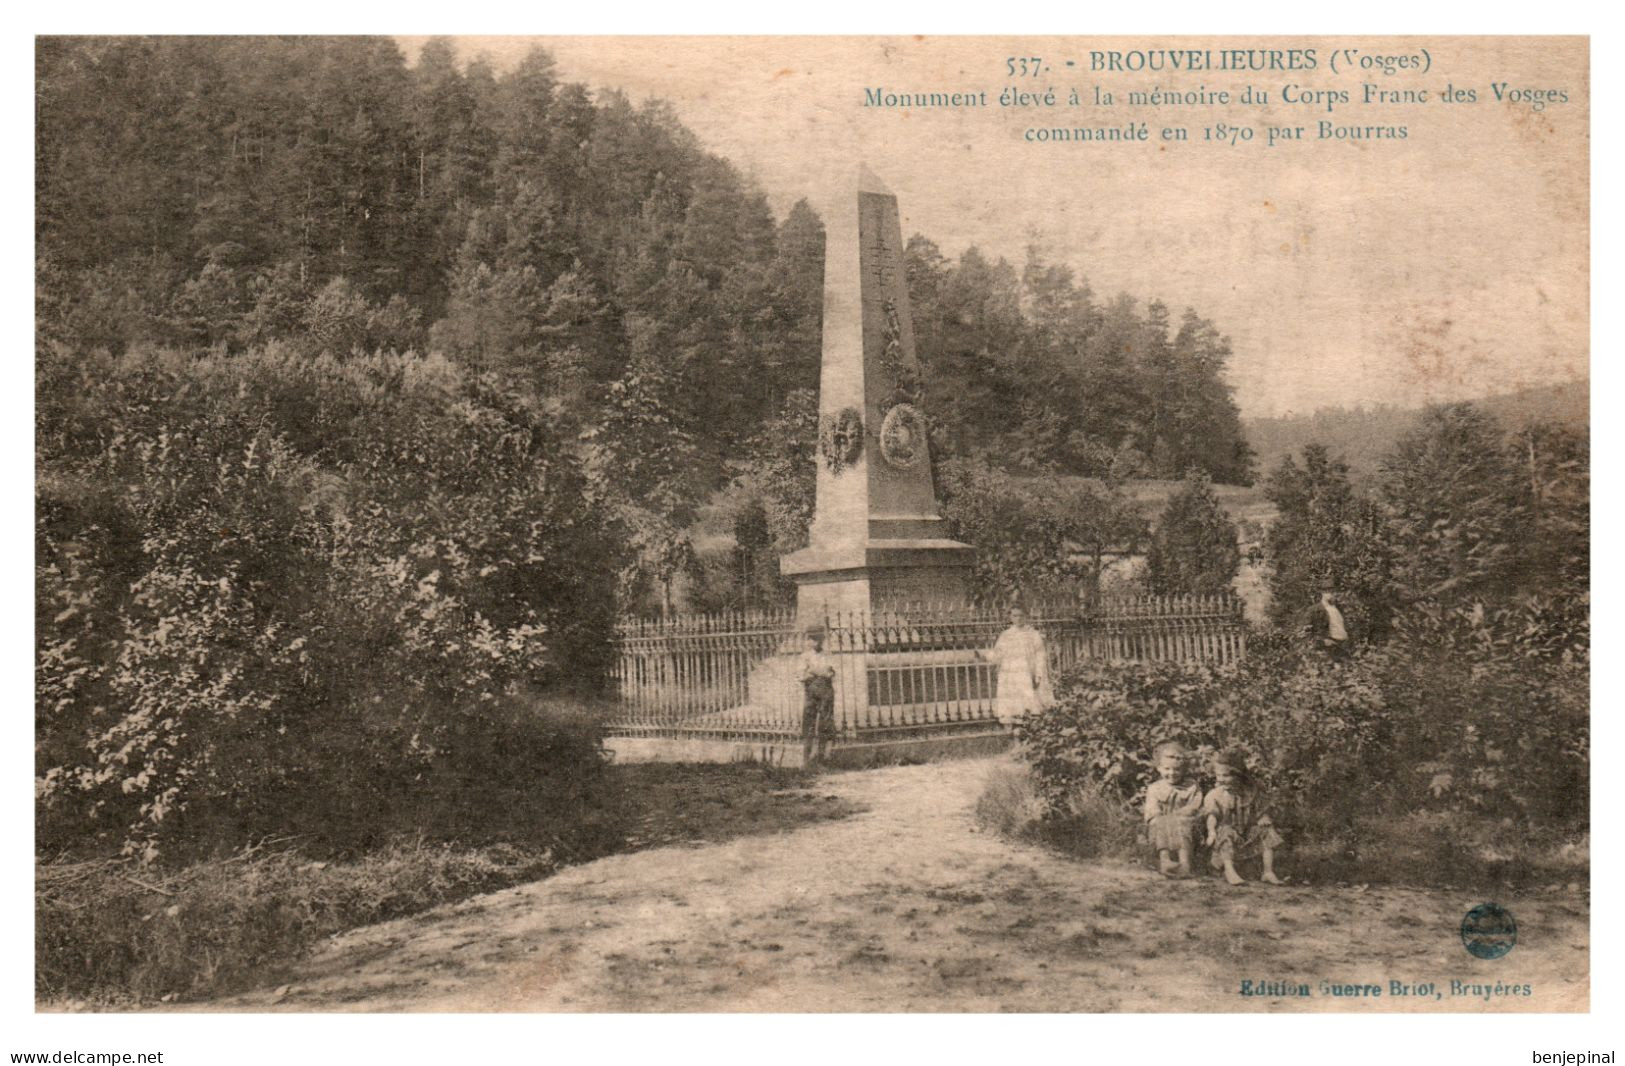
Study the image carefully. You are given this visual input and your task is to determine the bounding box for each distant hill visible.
[1245,380,1589,480]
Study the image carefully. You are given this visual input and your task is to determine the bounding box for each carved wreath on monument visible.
[818,406,864,473]
[879,403,927,469]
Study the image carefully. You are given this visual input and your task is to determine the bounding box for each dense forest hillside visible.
[37,36,1254,503]
[1245,380,1588,479]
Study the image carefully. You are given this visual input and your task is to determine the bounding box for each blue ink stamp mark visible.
[1461,902,1517,959]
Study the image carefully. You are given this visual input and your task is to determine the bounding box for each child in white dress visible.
[986,607,1054,727]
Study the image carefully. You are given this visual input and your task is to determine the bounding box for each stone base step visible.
[604,725,1012,769]
[821,728,1012,768]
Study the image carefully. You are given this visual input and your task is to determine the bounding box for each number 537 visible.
[1007,57,1043,77]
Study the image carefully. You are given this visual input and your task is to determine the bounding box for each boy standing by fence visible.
[798,627,837,766]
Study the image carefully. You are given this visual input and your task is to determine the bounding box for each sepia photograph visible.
[26,29,1591,1034]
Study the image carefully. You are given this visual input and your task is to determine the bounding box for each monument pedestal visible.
[781,536,974,619]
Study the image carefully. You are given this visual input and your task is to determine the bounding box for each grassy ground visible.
[610,764,865,851]
[37,762,863,1008]
[189,757,1586,1013]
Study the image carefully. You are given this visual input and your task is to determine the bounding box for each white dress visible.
[990,624,1054,725]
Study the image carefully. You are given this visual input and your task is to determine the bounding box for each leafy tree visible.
[1510,421,1588,596]
[165,261,246,350]
[365,295,425,353]
[408,37,493,222]
[302,277,375,355]
[1146,471,1241,594]
[1077,294,1151,473]
[582,364,708,612]
[1379,404,1533,604]
[240,261,312,348]
[52,259,173,355]
[489,47,559,171]
[733,387,819,554]
[901,235,1254,483]
[909,244,1024,463]
[939,459,1147,601]
[1168,308,1254,483]
[1263,444,1392,637]
[1006,246,1097,471]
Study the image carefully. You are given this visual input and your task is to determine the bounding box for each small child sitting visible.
[1203,748,1285,886]
[797,627,837,765]
[1143,741,1203,877]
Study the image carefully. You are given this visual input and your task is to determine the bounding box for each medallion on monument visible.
[878,403,927,470]
[818,407,864,473]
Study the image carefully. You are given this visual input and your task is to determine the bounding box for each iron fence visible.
[607,594,1245,743]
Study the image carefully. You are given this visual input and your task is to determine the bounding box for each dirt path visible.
[214,757,1587,1012]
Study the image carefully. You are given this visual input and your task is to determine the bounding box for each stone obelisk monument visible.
[780,166,973,620]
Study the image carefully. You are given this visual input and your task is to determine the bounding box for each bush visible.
[36,344,626,862]
[1017,642,1384,825]
[972,763,1046,839]
[36,692,629,1003]
[1036,786,1144,861]
[1381,597,1588,822]
[1014,598,1588,881]
[407,696,625,855]
[974,761,1143,861]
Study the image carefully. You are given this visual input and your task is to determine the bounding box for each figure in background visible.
[1203,748,1286,886]
[1144,741,1203,877]
[797,627,838,766]
[1304,582,1350,657]
[986,606,1055,727]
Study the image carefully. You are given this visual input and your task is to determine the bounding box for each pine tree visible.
[1146,472,1240,594]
